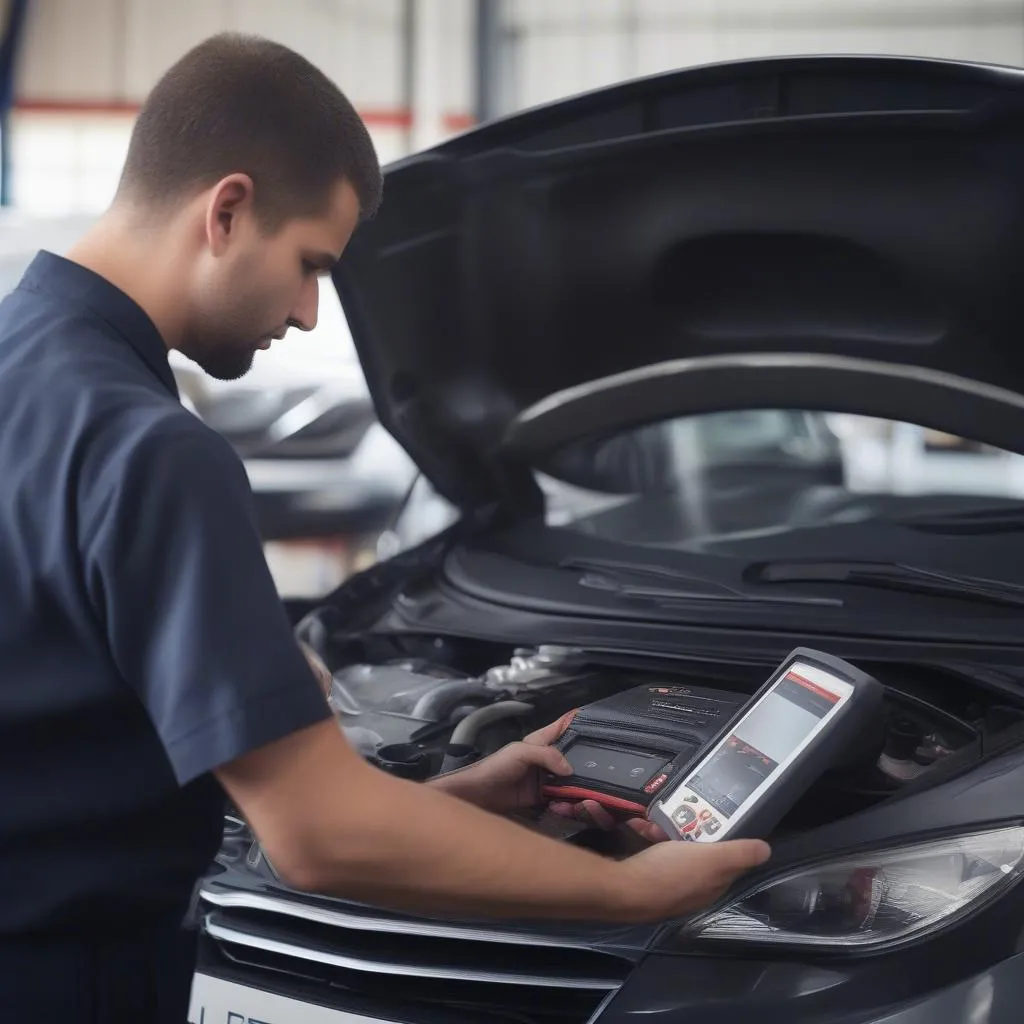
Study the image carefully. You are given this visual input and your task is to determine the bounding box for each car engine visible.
[314,641,1001,836]
[324,646,620,777]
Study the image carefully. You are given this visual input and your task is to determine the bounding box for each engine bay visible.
[304,631,1021,846]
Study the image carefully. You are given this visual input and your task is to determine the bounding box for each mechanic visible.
[0,33,770,1022]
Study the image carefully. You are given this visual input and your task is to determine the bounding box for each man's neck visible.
[66,208,189,352]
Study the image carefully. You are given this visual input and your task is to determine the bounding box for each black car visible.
[189,54,1024,1024]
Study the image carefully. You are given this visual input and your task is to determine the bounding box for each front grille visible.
[199,886,631,1024]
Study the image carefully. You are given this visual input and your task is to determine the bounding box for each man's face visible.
[182,177,361,380]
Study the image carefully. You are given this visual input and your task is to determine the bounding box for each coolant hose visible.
[437,701,537,774]
[449,701,534,747]
[410,679,494,721]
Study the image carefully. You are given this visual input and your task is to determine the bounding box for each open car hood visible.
[333,54,1024,511]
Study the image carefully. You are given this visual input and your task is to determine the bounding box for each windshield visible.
[383,409,1024,558]
[533,411,1024,547]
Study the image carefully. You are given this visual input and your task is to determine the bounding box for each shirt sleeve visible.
[80,415,332,785]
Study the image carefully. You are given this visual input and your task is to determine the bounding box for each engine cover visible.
[544,682,747,815]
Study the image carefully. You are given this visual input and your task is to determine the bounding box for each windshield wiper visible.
[895,507,1024,535]
[560,556,842,607]
[746,559,1024,609]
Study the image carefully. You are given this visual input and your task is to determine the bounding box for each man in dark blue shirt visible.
[0,32,767,1023]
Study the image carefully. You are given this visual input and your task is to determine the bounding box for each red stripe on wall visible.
[443,112,475,131]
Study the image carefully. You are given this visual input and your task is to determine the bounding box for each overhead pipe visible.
[410,0,444,153]
[473,0,503,125]
[400,0,415,154]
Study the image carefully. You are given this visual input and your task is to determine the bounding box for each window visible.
[9,113,133,216]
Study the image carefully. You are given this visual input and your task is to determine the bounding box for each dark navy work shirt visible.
[0,252,331,937]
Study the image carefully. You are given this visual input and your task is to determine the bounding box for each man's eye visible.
[302,261,317,276]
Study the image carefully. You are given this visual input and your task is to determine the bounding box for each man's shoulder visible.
[0,283,165,389]
[0,291,234,460]
[0,280,103,352]
[77,403,253,546]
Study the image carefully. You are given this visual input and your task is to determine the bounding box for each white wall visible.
[504,0,1024,112]
[17,0,406,113]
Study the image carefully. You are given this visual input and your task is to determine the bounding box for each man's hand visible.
[614,837,771,923]
[430,710,669,843]
[427,710,577,815]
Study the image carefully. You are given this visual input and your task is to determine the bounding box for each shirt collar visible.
[19,250,180,398]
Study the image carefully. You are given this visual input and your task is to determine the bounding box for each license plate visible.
[188,973,398,1024]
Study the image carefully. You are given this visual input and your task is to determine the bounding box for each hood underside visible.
[333,54,1024,509]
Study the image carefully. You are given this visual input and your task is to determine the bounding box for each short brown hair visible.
[116,33,383,227]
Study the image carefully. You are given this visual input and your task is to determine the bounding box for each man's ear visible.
[204,174,255,256]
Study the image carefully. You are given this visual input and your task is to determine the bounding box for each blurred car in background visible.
[169,298,417,549]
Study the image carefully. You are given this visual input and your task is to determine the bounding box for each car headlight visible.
[679,826,1024,952]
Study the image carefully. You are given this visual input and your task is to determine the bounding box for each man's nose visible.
[289,275,320,333]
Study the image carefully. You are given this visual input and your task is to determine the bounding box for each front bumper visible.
[189,950,1024,1024]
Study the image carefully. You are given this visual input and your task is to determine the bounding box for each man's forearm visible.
[424,767,481,806]
[290,761,635,922]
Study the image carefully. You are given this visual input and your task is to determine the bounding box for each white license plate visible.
[188,973,399,1024]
